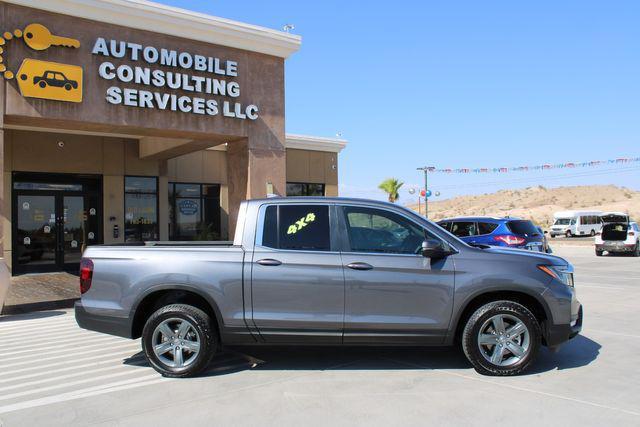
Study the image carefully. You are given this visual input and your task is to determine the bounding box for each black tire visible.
[565,230,572,238]
[595,250,604,257]
[461,300,541,376]
[38,81,46,88]
[142,304,216,378]
[634,243,640,257]
[590,230,596,237]
[64,83,72,91]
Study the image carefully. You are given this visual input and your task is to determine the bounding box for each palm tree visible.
[378,178,404,203]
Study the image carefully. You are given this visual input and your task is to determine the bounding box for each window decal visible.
[287,212,316,235]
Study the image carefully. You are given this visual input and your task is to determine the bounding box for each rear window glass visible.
[507,220,539,235]
[478,222,499,235]
[262,205,331,251]
[437,221,451,231]
[450,222,477,237]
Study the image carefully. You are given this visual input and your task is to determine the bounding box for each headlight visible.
[538,265,574,287]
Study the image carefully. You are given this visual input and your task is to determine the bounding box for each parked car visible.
[76,198,582,378]
[437,217,548,252]
[595,212,639,256]
[550,210,603,237]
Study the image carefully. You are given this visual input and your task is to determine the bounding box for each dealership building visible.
[0,0,346,274]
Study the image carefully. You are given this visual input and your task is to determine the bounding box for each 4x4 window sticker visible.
[286,212,316,234]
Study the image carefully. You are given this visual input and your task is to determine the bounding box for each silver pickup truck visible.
[76,197,582,377]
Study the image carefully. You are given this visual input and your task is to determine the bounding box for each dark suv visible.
[438,217,548,252]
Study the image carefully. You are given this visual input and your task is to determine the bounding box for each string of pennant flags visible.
[423,156,640,174]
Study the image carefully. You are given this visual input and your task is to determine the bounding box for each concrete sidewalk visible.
[1,273,79,315]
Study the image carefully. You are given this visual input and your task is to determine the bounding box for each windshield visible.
[507,220,540,235]
[554,218,572,225]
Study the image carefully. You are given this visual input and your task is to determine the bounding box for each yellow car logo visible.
[17,59,82,102]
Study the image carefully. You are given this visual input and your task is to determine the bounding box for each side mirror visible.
[543,230,548,235]
[421,239,449,259]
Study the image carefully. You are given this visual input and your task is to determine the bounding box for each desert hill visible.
[406,185,640,226]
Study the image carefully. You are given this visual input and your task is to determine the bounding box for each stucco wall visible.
[286,148,338,191]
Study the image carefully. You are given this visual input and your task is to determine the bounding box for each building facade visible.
[0,0,346,274]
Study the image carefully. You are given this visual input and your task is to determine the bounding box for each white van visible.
[550,210,603,237]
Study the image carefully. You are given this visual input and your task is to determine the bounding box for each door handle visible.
[347,262,373,271]
[257,258,282,266]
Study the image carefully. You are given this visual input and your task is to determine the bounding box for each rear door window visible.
[261,204,331,251]
[477,222,499,235]
[450,221,477,237]
[507,220,539,235]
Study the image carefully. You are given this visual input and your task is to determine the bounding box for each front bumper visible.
[75,301,133,339]
[546,304,583,347]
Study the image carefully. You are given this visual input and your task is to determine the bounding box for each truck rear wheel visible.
[142,304,216,378]
[462,301,541,376]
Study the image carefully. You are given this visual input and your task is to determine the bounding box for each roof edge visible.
[5,0,302,58]
[285,133,348,153]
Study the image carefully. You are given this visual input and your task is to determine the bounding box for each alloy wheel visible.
[152,317,201,369]
[477,314,531,367]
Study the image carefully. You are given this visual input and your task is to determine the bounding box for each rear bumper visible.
[546,304,583,347]
[75,301,133,339]
[596,243,635,252]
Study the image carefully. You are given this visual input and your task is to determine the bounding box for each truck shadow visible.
[123,334,600,377]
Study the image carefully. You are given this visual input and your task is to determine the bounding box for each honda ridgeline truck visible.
[76,198,582,377]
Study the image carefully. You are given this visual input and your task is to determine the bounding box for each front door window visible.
[341,206,425,254]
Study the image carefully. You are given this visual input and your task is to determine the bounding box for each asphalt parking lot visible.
[0,245,638,426]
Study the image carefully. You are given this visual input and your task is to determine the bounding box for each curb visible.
[1,298,78,315]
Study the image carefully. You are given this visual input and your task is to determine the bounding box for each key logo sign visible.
[0,23,82,103]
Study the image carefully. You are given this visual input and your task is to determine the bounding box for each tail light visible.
[629,231,635,236]
[493,235,526,245]
[80,258,94,294]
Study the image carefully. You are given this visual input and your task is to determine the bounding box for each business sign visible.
[178,200,199,216]
[17,59,82,102]
[92,38,259,120]
[1,22,260,120]
[1,23,82,102]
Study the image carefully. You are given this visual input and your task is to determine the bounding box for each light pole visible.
[416,166,433,218]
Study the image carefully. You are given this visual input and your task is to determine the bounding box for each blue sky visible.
[157,0,640,202]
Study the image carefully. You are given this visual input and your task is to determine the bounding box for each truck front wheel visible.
[142,304,217,378]
[461,301,541,376]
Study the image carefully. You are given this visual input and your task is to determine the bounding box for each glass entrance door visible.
[62,195,100,267]
[13,173,102,274]
[15,195,58,270]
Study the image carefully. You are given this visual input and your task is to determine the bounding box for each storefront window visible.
[286,182,325,197]
[169,183,221,241]
[125,176,159,242]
